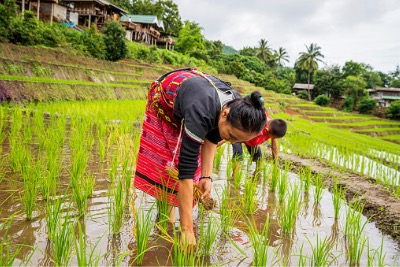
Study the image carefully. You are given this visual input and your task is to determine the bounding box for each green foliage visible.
[343,75,367,110]
[296,90,309,100]
[386,100,400,120]
[390,79,400,88]
[0,0,18,41]
[9,11,41,45]
[131,0,182,35]
[313,65,344,99]
[314,94,330,106]
[82,24,106,59]
[342,60,371,77]
[344,96,354,112]
[175,21,204,55]
[295,43,324,100]
[357,98,376,114]
[222,44,238,55]
[102,21,128,61]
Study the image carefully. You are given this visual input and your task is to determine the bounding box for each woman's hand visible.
[180,228,196,252]
[198,177,212,200]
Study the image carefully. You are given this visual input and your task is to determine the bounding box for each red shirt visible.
[244,113,272,146]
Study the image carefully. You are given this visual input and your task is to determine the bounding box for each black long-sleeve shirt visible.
[173,75,239,179]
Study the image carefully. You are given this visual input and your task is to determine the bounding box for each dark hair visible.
[225,91,266,133]
[269,119,287,138]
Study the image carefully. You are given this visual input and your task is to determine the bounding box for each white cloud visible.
[174,0,400,73]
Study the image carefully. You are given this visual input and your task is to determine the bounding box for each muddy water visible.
[1,152,400,267]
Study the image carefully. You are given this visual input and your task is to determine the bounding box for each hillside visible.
[0,42,399,145]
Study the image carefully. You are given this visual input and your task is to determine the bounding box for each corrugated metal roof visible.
[293,83,315,90]
[382,96,400,100]
[120,14,164,29]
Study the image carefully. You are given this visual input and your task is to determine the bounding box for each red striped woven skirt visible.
[133,102,201,206]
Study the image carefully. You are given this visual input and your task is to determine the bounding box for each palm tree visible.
[256,39,272,65]
[296,43,324,100]
[274,47,290,67]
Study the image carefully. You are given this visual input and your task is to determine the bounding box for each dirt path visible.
[278,152,400,245]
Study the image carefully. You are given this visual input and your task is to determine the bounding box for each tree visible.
[314,95,330,106]
[131,0,182,36]
[342,61,371,78]
[239,46,257,57]
[386,100,400,120]
[102,21,128,61]
[342,75,367,111]
[357,98,376,114]
[390,79,400,88]
[313,65,344,100]
[175,21,204,55]
[0,0,18,41]
[274,47,289,67]
[295,43,324,100]
[256,39,272,66]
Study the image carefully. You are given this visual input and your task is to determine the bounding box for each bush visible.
[357,98,376,114]
[344,96,354,112]
[386,100,400,120]
[9,11,41,45]
[102,21,128,61]
[0,0,18,41]
[314,94,331,106]
[296,91,309,100]
[82,24,105,59]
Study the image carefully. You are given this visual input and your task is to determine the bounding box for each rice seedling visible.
[218,184,233,233]
[51,212,74,266]
[344,198,368,266]
[0,213,23,266]
[213,144,225,171]
[109,151,119,183]
[72,177,88,217]
[172,228,197,267]
[296,243,308,267]
[278,172,288,203]
[198,214,220,256]
[226,157,234,180]
[10,106,22,136]
[108,177,125,234]
[269,163,280,192]
[279,184,300,235]
[121,153,133,199]
[154,178,173,233]
[131,204,155,266]
[367,236,386,267]
[46,196,64,241]
[298,166,312,194]
[308,233,336,266]
[332,178,345,220]
[242,176,258,214]
[247,214,270,266]
[74,220,102,266]
[313,173,324,204]
[20,155,40,220]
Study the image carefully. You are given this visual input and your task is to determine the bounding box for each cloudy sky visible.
[173,0,400,73]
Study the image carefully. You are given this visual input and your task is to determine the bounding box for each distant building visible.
[367,88,400,107]
[60,0,127,28]
[120,14,171,47]
[292,83,315,98]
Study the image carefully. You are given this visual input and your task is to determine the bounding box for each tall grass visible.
[108,177,125,234]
